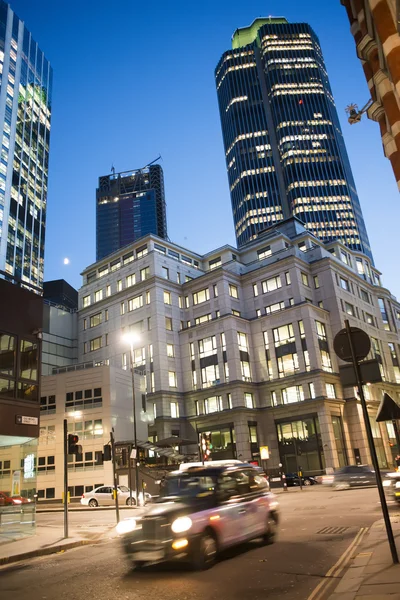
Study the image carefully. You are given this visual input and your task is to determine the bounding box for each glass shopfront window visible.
[276,415,325,475]
[0,436,37,543]
[198,426,236,460]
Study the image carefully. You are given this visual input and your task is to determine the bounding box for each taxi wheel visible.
[88,498,98,507]
[262,514,277,545]
[192,531,218,570]
[132,561,146,571]
[303,479,312,486]
[126,498,136,506]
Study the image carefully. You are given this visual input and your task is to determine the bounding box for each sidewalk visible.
[328,516,400,600]
[0,522,118,566]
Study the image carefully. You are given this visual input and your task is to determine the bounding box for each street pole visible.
[128,443,133,506]
[130,345,140,506]
[110,428,120,524]
[293,436,302,490]
[63,419,68,538]
[345,320,398,564]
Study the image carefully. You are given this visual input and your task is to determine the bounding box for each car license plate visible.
[133,551,164,562]
[271,477,281,482]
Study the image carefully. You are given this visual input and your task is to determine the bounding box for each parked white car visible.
[81,485,149,507]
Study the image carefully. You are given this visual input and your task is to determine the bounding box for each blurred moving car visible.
[81,485,150,507]
[0,491,32,505]
[383,471,400,503]
[117,462,278,570]
[321,465,376,490]
[284,473,318,487]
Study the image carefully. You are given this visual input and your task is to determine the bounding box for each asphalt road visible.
[1,486,398,600]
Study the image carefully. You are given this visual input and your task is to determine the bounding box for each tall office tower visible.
[0,2,52,289]
[215,18,373,260]
[96,163,167,260]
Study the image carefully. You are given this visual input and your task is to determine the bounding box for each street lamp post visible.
[123,333,141,507]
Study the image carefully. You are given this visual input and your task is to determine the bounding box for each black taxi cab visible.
[116,462,279,570]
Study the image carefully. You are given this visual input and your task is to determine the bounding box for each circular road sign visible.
[333,327,371,363]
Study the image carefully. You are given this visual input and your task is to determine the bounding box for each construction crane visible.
[345,99,373,125]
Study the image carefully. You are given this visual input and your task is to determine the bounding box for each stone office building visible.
[75,217,400,475]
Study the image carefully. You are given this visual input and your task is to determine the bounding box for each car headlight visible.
[395,482,400,489]
[13,499,22,504]
[116,519,136,535]
[171,516,192,534]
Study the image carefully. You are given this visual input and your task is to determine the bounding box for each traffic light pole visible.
[110,429,120,524]
[345,320,398,564]
[63,419,68,539]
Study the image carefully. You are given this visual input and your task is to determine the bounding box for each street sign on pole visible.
[333,326,371,363]
[334,322,398,564]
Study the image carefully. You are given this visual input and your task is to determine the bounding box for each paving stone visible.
[334,577,365,594]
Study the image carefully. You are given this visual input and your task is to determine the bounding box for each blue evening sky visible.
[11,0,400,297]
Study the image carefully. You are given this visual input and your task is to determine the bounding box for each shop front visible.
[276,414,325,476]
[0,436,38,541]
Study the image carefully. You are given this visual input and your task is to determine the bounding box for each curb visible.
[0,538,103,567]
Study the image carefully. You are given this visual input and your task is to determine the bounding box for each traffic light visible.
[103,444,112,461]
[201,433,212,462]
[67,434,82,455]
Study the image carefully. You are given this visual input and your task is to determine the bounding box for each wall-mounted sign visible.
[16,415,38,426]
[260,446,270,460]
[12,470,21,495]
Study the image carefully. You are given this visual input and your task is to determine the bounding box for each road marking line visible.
[307,527,368,600]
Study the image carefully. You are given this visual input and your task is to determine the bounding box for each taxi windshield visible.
[159,474,217,501]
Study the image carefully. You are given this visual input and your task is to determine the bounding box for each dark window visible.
[75,391,83,400]
[46,488,55,499]
[84,389,92,399]
[94,388,101,397]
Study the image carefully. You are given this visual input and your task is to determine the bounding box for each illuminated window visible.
[193,288,210,305]
[195,314,212,325]
[128,295,143,312]
[282,386,304,404]
[126,274,136,287]
[170,402,179,417]
[165,317,173,331]
[262,275,281,293]
[168,371,177,388]
[167,344,174,358]
[326,383,336,399]
[90,313,101,328]
[301,272,309,287]
[164,291,171,305]
[258,246,271,260]
[244,393,254,409]
[253,283,258,297]
[89,337,102,352]
[83,295,90,308]
[229,284,238,299]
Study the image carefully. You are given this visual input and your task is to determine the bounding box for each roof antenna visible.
[111,164,116,176]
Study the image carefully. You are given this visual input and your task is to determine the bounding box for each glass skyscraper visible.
[0,2,52,289]
[215,18,372,260]
[96,164,167,260]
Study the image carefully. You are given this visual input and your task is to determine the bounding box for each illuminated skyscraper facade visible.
[0,2,52,289]
[215,18,372,260]
[96,164,167,260]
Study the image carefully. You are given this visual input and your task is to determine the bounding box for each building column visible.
[317,405,340,470]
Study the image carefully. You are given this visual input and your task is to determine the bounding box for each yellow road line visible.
[307,527,368,600]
